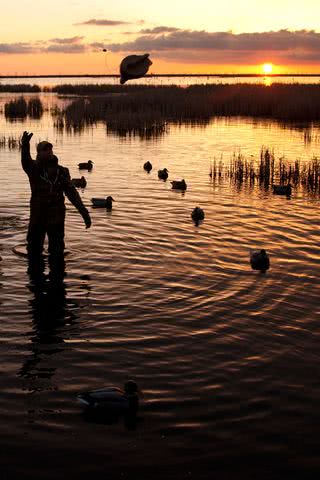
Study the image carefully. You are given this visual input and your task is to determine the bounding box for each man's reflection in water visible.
[19,253,77,389]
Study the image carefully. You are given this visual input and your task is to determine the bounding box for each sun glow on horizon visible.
[262,63,273,75]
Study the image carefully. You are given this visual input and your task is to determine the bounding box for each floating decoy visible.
[120,54,152,85]
[78,160,94,171]
[191,207,205,222]
[71,176,87,188]
[143,161,152,173]
[171,179,187,190]
[91,196,115,209]
[273,184,292,195]
[77,380,139,412]
[158,168,169,180]
[250,249,270,273]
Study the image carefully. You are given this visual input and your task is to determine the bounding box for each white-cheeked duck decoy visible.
[158,168,169,180]
[273,184,292,195]
[143,161,152,172]
[71,176,87,188]
[191,207,205,222]
[250,249,270,273]
[171,179,187,190]
[91,196,115,209]
[78,160,94,171]
[77,380,139,412]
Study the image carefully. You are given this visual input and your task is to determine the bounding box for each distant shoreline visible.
[1,73,320,79]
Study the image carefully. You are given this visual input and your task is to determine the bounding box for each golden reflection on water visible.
[1,94,320,477]
[263,76,273,87]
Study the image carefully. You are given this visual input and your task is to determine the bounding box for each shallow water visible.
[1,97,320,479]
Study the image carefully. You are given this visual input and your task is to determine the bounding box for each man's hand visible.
[22,131,33,145]
[82,210,92,229]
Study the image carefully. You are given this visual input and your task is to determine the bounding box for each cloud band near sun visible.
[1,29,320,64]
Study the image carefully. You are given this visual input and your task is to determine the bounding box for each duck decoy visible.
[71,176,87,188]
[120,54,152,85]
[143,161,152,173]
[250,249,270,273]
[272,184,292,195]
[191,207,205,222]
[78,160,94,171]
[171,179,187,190]
[77,380,139,412]
[91,196,115,209]
[158,168,169,180]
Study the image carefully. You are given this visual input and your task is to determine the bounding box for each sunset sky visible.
[2,0,320,75]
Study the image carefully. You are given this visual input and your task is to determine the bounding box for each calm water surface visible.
[1,93,320,479]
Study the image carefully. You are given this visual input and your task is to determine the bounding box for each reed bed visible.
[0,84,41,93]
[211,147,320,194]
[50,83,320,120]
[4,97,44,119]
[50,83,320,137]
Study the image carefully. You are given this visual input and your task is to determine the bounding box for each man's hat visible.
[37,140,53,153]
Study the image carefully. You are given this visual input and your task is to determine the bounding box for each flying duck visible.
[120,54,152,84]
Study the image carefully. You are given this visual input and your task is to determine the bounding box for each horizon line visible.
[1,73,320,79]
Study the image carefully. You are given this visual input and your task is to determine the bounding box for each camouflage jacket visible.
[21,143,88,225]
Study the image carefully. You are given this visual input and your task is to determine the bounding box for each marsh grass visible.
[212,147,320,194]
[50,83,320,137]
[0,84,41,93]
[4,97,44,119]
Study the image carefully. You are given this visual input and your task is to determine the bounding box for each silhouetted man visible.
[21,131,91,264]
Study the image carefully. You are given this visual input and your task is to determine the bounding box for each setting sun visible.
[262,63,273,74]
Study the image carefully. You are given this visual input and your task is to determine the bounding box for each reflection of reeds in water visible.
[4,97,44,120]
[0,135,21,150]
[212,147,320,194]
[27,98,43,119]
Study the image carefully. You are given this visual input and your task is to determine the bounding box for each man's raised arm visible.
[21,131,34,174]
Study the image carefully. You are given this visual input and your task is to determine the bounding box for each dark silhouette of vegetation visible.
[0,84,41,93]
[49,83,320,137]
[0,135,20,150]
[4,97,43,120]
[212,147,320,194]
[5,97,28,119]
[27,98,44,118]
